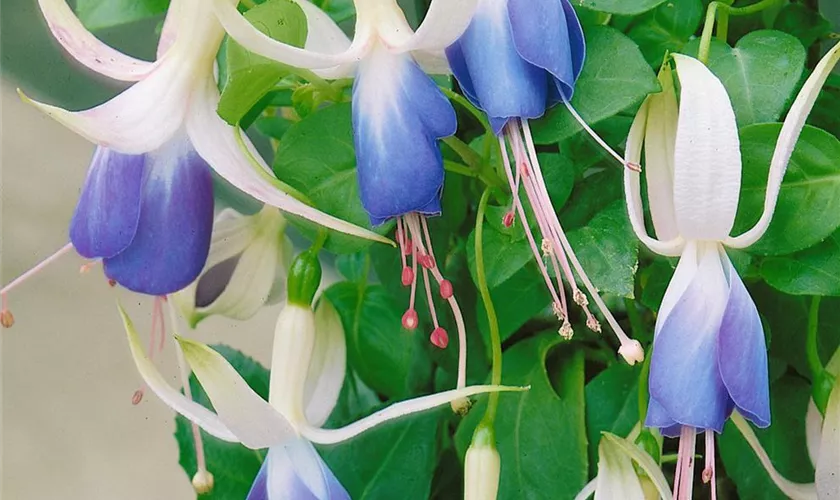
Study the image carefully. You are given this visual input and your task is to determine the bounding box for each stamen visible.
[439,279,453,299]
[675,426,697,500]
[168,298,212,493]
[79,260,100,274]
[402,309,419,330]
[502,211,515,228]
[559,321,573,340]
[131,390,144,406]
[419,216,438,270]
[560,98,640,171]
[0,242,75,326]
[430,327,449,349]
[401,267,414,286]
[520,120,645,365]
[704,430,717,500]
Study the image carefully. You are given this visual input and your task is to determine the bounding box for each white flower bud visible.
[464,427,500,500]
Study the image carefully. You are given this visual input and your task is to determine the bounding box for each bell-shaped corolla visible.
[624,45,840,435]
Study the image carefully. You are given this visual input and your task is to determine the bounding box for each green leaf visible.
[733,124,840,255]
[456,336,588,499]
[576,0,667,16]
[567,201,639,298]
[774,4,833,49]
[701,30,806,127]
[174,346,269,499]
[638,258,676,312]
[76,0,168,30]
[476,265,552,345]
[761,228,840,295]
[466,205,533,290]
[585,363,641,472]
[627,0,704,66]
[531,26,659,144]
[320,379,442,500]
[540,152,577,210]
[719,377,814,500]
[325,281,432,399]
[560,168,624,230]
[273,103,389,254]
[217,0,307,125]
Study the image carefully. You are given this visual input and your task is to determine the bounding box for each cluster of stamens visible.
[396,214,455,349]
[673,427,717,500]
[499,119,644,364]
[132,296,168,405]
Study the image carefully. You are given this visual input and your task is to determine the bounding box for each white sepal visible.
[178,336,299,449]
[120,306,238,442]
[672,54,742,241]
[726,41,840,248]
[644,64,680,241]
[38,0,155,81]
[269,303,317,424]
[303,298,347,427]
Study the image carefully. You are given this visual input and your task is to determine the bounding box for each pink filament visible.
[674,426,697,500]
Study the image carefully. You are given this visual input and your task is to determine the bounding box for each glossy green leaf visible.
[774,4,833,48]
[466,205,533,290]
[761,229,840,295]
[531,26,659,144]
[559,167,624,231]
[456,336,588,499]
[76,0,168,30]
[273,103,390,254]
[567,201,639,298]
[733,124,840,255]
[217,0,307,125]
[585,363,641,471]
[627,0,704,66]
[576,0,667,16]
[325,281,432,399]
[719,377,814,500]
[702,30,806,127]
[174,346,269,499]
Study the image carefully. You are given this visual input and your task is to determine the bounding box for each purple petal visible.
[446,0,547,134]
[647,245,732,433]
[353,51,454,225]
[104,140,214,295]
[249,442,349,500]
[508,0,585,100]
[70,147,145,259]
[717,262,771,428]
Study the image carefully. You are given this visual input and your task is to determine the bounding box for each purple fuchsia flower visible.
[443,0,644,364]
[1,0,387,320]
[212,0,483,391]
[624,46,840,499]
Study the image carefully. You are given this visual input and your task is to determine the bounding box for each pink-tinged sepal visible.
[70,147,145,259]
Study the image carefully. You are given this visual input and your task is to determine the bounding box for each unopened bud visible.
[618,340,645,366]
[1,310,14,328]
[430,327,449,349]
[439,280,454,299]
[402,309,419,330]
[192,470,214,494]
[465,425,500,500]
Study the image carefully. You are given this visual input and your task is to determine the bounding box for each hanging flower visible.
[212,0,481,391]
[575,432,673,500]
[23,0,386,244]
[173,206,292,327]
[441,0,643,363]
[624,44,840,498]
[122,251,524,498]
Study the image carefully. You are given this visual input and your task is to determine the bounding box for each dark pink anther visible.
[439,280,453,299]
[401,267,414,286]
[502,211,515,228]
[430,327,449,349]
[108,279,117,288]
[402,238,413,255]
[402,309,419,330]
[419,254,436,269]
[132,389,144,405]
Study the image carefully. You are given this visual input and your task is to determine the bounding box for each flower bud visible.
[464,424,500,500]
[173,207,291,327]
[287,250,323,308]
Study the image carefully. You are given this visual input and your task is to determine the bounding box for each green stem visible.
[698,0,783,64]
[439,87,492,134]
[443,136,484,170]
[638,345,652,424]
[444,160,480,178]
[295,69,344,103]
[807,296,823,381]
[475,188,503,424]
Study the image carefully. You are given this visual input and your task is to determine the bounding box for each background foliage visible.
[5,0,839,498]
